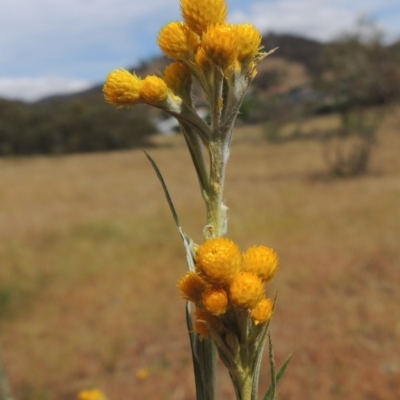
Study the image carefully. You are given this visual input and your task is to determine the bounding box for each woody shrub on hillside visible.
[314,21,400,176]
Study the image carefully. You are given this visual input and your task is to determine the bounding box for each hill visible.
[0,32,399,156]
[36,33,321,106]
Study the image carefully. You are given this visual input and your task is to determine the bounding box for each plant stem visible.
[206,136,230,238]
[230,369,254,400]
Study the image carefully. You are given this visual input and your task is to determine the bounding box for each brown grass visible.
[0,108,400,400]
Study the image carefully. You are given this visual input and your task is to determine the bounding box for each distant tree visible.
[314,20,400,176]
[252,70,284,92]
[315,19,400,108]
[0,98,156,156]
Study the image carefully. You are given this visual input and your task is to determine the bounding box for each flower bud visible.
[242,245,279,282]
[103,69,142,107]
[202,288,228,315]
[158,21,199,61]
[140,75,169,103]
[229,272,265,309]
[196,238,242,284]
[181,0,227,36]
[251,298,273,325]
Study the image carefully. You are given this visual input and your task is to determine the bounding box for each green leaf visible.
[144,151,196,272]
[263,347,293,400]
[186,303,206,400]
[144,151,181,228]
[179,122,209,195]
[186,303,216,400]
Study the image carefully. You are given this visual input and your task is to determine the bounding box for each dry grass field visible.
[0,108,399,400]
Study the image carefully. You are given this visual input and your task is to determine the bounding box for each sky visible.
[1,0,399,102]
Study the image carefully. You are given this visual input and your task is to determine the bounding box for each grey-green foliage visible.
[322,109,382,176]
[0,98,156,156]
[315,20,398,176]
[315,19,400,109]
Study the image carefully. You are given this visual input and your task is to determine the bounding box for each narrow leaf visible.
[186,304,217,400]
[196,337,217,400]
[275,354,293,384]
[180,122,209,195]
[144,151,181,228]
[263,351,293,400]
[265,332,277,400]
[186,303,206,400]
[179,227,196,272]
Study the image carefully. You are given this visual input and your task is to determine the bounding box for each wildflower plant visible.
[103,0,291,399]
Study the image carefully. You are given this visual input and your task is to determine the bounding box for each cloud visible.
[0,0,178,77]
[0,0,399,101]
[0,77,92,102]
[0,0,181,100]
[230,0,400,42]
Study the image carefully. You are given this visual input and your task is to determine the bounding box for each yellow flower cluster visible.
[178,238,278,337]
[158,0,262,73]
[103,0,265,110]
[103,69,178,107]
[77,389,106,400]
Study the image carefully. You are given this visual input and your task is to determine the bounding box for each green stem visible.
[206,136,230,238]
[230,369,254,400]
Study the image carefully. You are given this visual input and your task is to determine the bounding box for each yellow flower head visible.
[77,389,106,400]
[242,245,279,282]
[229,272,265,309]
[196,238,242,284]
[202,23,238,70]
[163,62,192,94]
[178,271,207,302]
[235,24,263,62]
[251,297,273,325]
[180,0,227,36]
[140,75,169,104]
[103,69,142,107]
[136,368,150,380]
[202,288,228,315]
[157,21,200,61]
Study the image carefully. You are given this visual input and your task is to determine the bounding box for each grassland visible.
[0,108,399,400]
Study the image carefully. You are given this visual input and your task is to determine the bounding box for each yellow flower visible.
[234,24,263,62]
[103,69,142,107]
[178,271,207,302]
[202,288,228,315]
[229,272,265,309]
[242,245,279,282]
[77,389,106,400]
[140,75,169,103]
[202,23,238,70]
[251,298,273,325]
[180,0,227,36]
[157,21,199,61]
[196,238,242,284]
[136,368,150,380]
[163,62,192,94]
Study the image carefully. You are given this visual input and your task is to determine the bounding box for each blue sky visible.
[1,0,399,102]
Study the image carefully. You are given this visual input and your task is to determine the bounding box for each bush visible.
[0,98,156,156]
